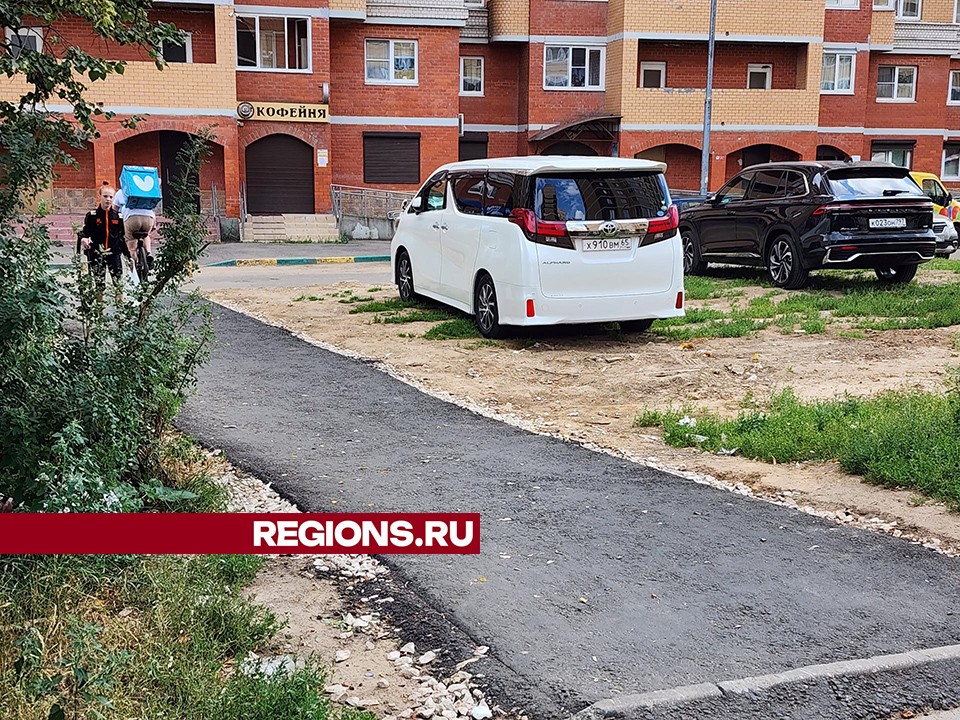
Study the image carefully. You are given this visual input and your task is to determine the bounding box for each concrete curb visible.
[203,255,390,267]
[572,644,960,719]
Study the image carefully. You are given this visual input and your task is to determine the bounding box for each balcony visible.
[619,87,820,129]
[462,4,489,42]
[893,21,960,52]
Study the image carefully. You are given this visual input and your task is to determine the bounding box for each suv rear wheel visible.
[681,229,707,275]
[474,274,505,339]
[875,264,918,285]
[766,235,809,289]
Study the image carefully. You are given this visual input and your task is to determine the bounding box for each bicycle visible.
[132,229,150,283]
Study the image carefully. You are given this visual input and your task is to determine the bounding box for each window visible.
[826,0,859,8]
[747,64,772,90]
[162,32,193,64]
[896,0,921,18]
[877,65,916,101]
[543,45,604,90]
[821,52,855,93]
[452,174,486,215]
[363,132,421,183]
[534,173,669,221]
[746,170,784,200]
[871,143,913,168]
[640,62,666,89]
[825,167,920,195]
[484,172,520,217]
[235,16,309,71]
[460,56,484,95]
[921,177,951,206]
[718,173,753,203]
[944,144,960,180]
[950,70,960,104]
[5,27,42,57]
[873,0,894,8]
[781,171,808,197]
[366,39,417,84]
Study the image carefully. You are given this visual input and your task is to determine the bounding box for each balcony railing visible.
[893,21,960,52]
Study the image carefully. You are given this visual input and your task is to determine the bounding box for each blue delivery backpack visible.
[119,165,162,210]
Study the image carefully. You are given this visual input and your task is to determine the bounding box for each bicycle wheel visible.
[136,244,149,284]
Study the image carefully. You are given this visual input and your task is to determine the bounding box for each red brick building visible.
[11,0,960,226]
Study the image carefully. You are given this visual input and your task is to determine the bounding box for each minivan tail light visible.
[647,205,679,234]
[508,208,574,250]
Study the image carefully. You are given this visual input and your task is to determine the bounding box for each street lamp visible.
[699,0,718,195]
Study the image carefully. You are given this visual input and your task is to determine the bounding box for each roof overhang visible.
[529,114,621,143]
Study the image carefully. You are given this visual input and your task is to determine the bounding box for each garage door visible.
[245,134,314,214]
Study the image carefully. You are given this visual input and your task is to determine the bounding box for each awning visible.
[529,114,621,143]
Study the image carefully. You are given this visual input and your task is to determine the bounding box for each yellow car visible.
[910,171,959,257]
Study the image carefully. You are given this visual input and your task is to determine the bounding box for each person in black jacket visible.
[80,183,129,294]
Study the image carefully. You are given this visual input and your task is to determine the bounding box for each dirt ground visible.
[207,280,960,550]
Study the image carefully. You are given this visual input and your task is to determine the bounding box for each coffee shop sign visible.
[237,101,329,123]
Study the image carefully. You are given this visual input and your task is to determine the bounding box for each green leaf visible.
[48,703,65,720]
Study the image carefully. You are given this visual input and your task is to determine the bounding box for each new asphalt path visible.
[178,304,960,720]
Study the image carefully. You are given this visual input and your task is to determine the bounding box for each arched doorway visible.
[816,144,851,161]
[245,134,314,214]
[541,141,598,156]
[725,144,801,180]
[636,144,702,191]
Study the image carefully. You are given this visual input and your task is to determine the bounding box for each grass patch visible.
[927,258,960,273]
[349,298,420,314]
[293,294,324,302]
[423,317,481,340]
[379,309,455,324]
[637,380,960,506]
[652,316,770,340]
[338,295,375,304]
[366,286,382,293]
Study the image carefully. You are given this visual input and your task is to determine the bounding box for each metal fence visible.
[330,184,415,221]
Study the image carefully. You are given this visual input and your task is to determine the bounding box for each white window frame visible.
[640,61,666,89]
[542,45,606,91]
[873,0,895,8]
[955,0,959,22]
[896,0,921,20]
[949,70,960,105]
[747,63,772,90]
[943,145,960,180]
[820,51,856,94]
[876,65,917,102]
[365,38,419,85]
[162,31,193,64]
[5,27,43,55]
[871,146,913,168]
[460,56,484,96]
[826,0,859,9]
[235,15,311,73]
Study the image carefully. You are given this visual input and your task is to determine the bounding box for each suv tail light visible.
[508,208,575,250]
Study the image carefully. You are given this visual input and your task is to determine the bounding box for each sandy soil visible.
[207,281,960,550]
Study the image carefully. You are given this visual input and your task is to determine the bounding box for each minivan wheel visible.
[396,250,415,302]
[875,263,918,285]
[766,235,809,289]
[620,318,654,333]
[474,274,505,339]
[681,230,707,275]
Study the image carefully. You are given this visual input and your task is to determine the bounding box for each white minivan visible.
[390,156,685,338]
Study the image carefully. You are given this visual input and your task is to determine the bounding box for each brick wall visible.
[526,42,606,126]
[458,43,522,125]
[634,143,702,190]
[529,0,606,36]
[864,53,950,130]
[488,0,529,37]
[636,42,805,90]
[53,142,95,189]
[114,133,160,179]
[48,10,217,63]
[330,124,458,189]
[817,50,871,128]
[236,17,331,104]
[329,24,460,118]
[609,0,824,39]
[823,7,872,43]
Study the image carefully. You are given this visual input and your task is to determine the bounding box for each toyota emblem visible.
[599,221,618,236]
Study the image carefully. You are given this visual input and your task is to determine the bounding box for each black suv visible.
[678,161,935,288]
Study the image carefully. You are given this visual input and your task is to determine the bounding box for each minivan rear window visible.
[824,169,925,198]
[533,172,670,222]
